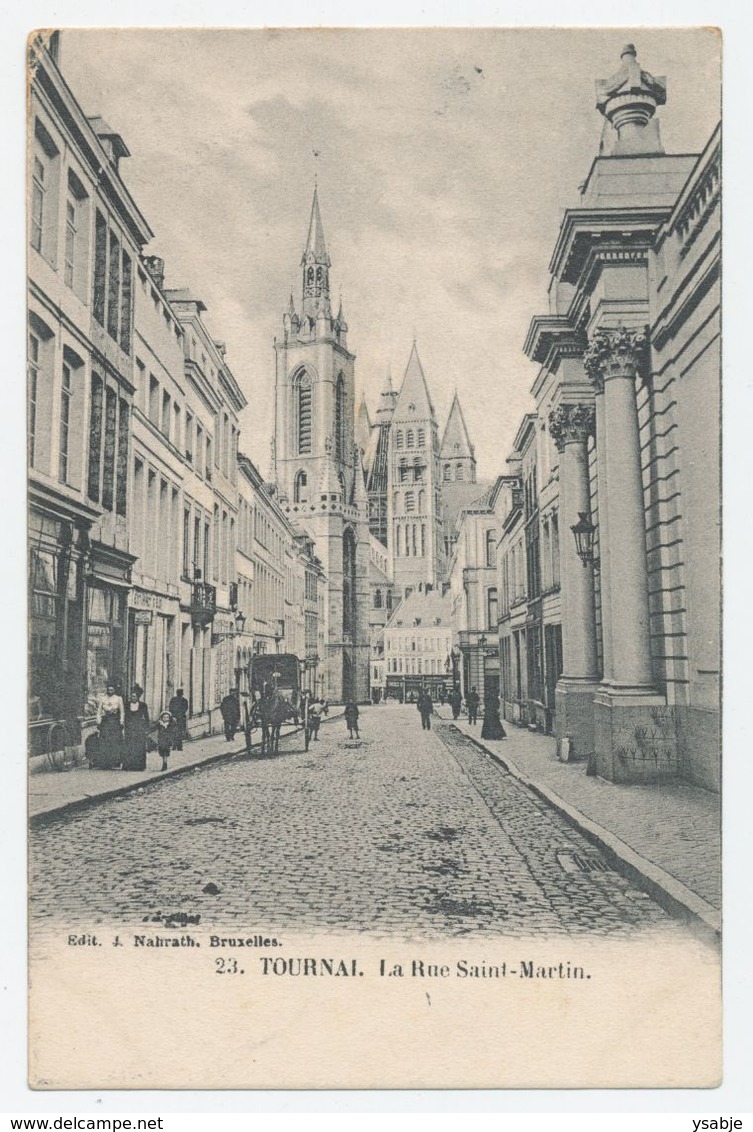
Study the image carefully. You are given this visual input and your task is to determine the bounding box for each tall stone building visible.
[440,392,477,485]
[273,189,370,702]
[387,344,445,595]
[363,370,397,548]
[512,43,720,789]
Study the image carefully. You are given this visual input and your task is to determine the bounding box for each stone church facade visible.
[272,189,370,703]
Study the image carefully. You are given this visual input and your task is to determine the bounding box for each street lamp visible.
[571,511,597,567]
[211,609,247,644]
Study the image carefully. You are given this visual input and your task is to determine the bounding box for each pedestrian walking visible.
[449,688,462,720]
[168,688,189,750]
[417,689,433,730]
[309,697,324,741]
[344,702,360,739]
[220,689,240,741]
[156,711,175,771]
[467,686,480,726]
[122,690,150,771]
[481,701,507,741]
[94,684,124,768]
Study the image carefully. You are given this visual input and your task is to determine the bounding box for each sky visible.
[60,27,720,480]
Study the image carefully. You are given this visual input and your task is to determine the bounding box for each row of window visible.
[387,657,446,675]
[28,326,85,487]
[254,561,284,628]
[443,462,468,482]
[393,489,428,515]
[386,635,450,653]
[139,362,239,485]
[395,459,425,484]
[87,374,129,516]
[394,427,426,450]
[395,523,427,558]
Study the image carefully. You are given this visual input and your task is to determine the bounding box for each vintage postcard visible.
[27,27,722,1089]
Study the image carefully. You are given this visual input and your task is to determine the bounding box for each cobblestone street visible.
[30,705,702,940]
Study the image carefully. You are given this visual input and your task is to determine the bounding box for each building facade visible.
[519,44,720,788]
[28,33,151,749]
[447,477,515,713]
[383,588,454,703]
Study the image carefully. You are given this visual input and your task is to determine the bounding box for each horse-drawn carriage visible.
[246,653,306,755]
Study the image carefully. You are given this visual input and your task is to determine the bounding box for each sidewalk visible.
[29,715,338,823]
[442,710,721,935]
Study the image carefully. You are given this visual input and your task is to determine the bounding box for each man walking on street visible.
[467,686,480,726]
[168,688,189,751]
[220,688,240,741]
[417,689,433,730]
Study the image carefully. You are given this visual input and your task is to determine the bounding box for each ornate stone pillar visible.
[585,326,654,690]
[583,326,673,784]
[548,403,598,679]
[548,402,599,756]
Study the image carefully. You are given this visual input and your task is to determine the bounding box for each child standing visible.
[157,710,175,771]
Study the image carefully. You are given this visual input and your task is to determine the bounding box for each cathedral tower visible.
[440,392,477,484]
[273,188,370,702]
[388,344,444,596]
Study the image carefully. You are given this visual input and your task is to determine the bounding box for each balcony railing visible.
[190,581,217,627]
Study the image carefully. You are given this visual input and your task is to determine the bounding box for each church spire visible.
[303,186,330,265]
[301,186,332,321]
[440,390,476,483]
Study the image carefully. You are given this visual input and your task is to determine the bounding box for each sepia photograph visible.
[25,25,723,1091]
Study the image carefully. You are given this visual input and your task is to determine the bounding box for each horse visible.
[254,691,295,756]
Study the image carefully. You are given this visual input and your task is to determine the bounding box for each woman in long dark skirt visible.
[481,702,507,741]
[95,685,124,768]
[122,690,150,770]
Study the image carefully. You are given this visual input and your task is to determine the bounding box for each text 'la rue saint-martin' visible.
[66,936,590,980]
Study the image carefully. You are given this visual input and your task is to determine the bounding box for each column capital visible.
[548,403,595,452]
[584,325,651,391]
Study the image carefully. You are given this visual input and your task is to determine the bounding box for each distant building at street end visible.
[383,587,454,703]
[510,43,720,790]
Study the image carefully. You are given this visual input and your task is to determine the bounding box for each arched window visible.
[405,491,415,513]
[316,266,323,282]
[395,429,404,449]
[374,589,382,609]
[418,490,426,513]
[399,460,408,483]
[417,428,425,447]
[296,371,312,454]
[485,529,497,568]
[406,429,415,449]
[414,457,424,482]
[335,373,346,463]
[307,266,314,286]
[455,462,464,481]
[393,491,400,515]
[294,470,308,503]
[421,524,426,556]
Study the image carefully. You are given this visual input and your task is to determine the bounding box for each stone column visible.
[593,386,614,682]
[585,327,653,690]
[548,402,599,757]
[548,403,598,680]
[584,326,672,784]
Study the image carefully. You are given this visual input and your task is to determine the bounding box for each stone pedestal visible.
[593,688,678,783]
[555,678,600,759]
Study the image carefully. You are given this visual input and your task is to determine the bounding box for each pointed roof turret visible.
[375,366,398,423]
[336,296,348,331]
[355,392,372,455]
[302,186,330,266]
[394,342,436,421]
[440,392,475,460]
[288,293,296,316]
